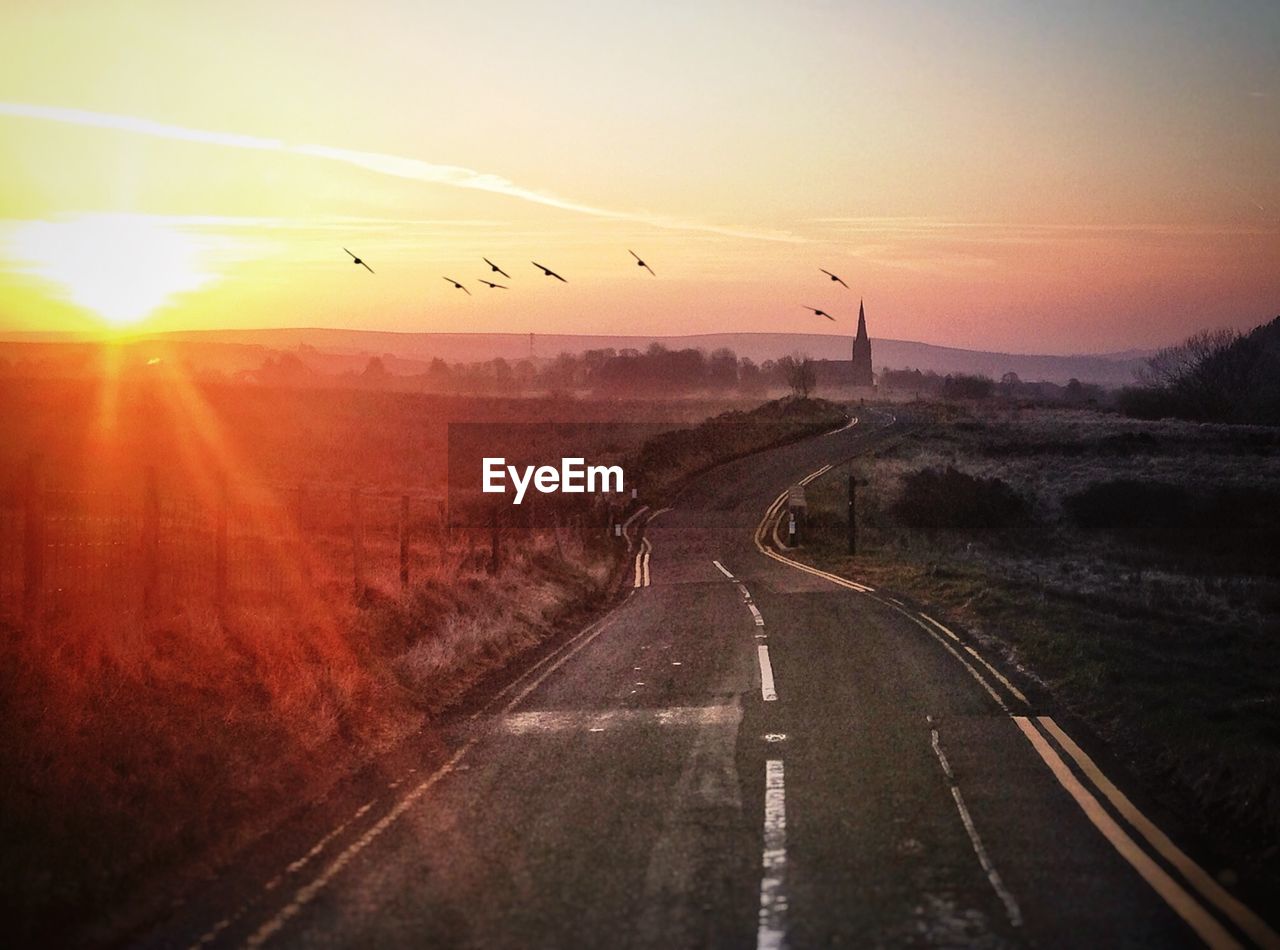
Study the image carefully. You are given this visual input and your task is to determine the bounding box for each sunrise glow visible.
[4,213,222,327]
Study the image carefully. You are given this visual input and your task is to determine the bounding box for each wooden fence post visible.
[22,453,44,624]
[351,486,364,597]
[215,477,228,611]
[142,466,160,614]
[399,494,410,592]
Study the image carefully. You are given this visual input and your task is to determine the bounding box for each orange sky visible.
[0,0,1276,353]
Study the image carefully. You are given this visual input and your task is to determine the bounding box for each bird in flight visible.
[344,248,374,273]
[484,257,511,279]
[478,279,508,289]
[803,306,835,321]
[820,268,848,288]
[443,277,471,296]
[629,249,655,276]
[532,261,567,282]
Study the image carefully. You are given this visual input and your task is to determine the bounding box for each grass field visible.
[797,404,1280,892]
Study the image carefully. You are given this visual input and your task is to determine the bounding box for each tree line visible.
[258,344,828,397]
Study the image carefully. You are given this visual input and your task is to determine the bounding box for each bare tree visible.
[1137,328,1243,420]
[1138,329,1237,389]
[778,355,816,399]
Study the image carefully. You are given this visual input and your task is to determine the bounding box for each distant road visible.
[140,411,1277,949]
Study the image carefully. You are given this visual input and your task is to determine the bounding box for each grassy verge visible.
[793,403,1280,891]
[633,396,849,500]
[0,522,612,945]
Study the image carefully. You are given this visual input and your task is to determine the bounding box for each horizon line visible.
[0,325,1159,360]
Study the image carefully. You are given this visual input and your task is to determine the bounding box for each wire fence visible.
[1,462,617,626]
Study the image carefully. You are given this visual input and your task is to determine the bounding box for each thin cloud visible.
[0,102,802,244]
[809,216,1276,238]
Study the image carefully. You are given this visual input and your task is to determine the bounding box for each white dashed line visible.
[757,645,778,702]
[713,559,735,579]
[757,759,788,950]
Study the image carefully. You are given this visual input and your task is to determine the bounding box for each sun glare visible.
[5,213,220,326]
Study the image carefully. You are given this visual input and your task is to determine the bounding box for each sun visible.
[5,212,219,327]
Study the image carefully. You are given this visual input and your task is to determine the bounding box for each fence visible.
[1,457,618,626]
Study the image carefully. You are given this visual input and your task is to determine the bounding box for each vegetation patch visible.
[796,404,1280,897]
[892,465,1028,532]
[633,397,848,499]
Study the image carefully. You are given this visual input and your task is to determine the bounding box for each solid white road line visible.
[757,760,788,950]
[757,645,778,702]
[930,725,1022,927]
[1014,717,1241,950]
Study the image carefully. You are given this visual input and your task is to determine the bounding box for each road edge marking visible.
[1038,716,1280,949]
[1013,716,1241,950]
[929,722,1023,927]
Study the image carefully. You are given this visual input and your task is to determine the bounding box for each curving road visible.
[139,412,1278,949]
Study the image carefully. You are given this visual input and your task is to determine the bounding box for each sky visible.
[0,0,1276,354]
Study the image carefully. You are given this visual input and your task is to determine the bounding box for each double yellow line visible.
[753,458,1279,949]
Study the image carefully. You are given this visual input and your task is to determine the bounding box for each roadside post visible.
[786,484,807,547]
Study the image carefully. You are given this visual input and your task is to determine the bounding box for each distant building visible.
[851,299,874,387]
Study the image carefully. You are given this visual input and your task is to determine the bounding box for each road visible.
[140,412,1278,949]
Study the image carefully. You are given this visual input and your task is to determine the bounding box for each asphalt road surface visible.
[140,411,1278,949]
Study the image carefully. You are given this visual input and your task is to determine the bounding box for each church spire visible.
[851,298,874,387]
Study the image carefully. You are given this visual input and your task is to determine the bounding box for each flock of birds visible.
[342,247,854,322]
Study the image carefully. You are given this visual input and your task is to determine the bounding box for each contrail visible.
[0,102,803,244]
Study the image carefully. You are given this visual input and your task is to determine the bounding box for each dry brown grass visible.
[0,516,613,945]
[0,377,817,943]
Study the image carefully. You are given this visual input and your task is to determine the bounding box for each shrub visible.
[1064,479,1192,537]
[892,465,1028,532]
[1065,479,1280,570]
